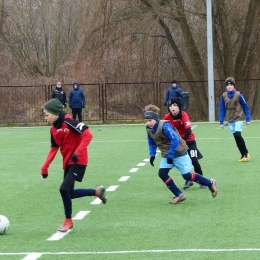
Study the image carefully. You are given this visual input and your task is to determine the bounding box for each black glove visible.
[150,156,155,166]
[41,166,48,179]
[64,104,67,108]
[71,154,78,163]
[167,158,173,164]
[83,105,85,108]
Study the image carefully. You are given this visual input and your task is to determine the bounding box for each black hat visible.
[168,98,182,109]
[225,81,235,86]
[171,80,177,84]
[42,98,64,115]
[225,77,235,86]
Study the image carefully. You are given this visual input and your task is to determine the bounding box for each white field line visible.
[137,162,146,166]
[129,168,139,172]
[4,248,260,259]
[91,198,103,205]
[22,253,42,260]
[73,211,90,220]
[47,229,72,241]
[118,176,130,181]
[106,185,119,191]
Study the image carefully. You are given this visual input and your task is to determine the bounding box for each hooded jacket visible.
[164,85,183,104]
[69,82,86,109]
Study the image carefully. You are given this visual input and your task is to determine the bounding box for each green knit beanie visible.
[42,98,64,115]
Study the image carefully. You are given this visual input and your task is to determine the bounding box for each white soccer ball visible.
[0,215,10,235]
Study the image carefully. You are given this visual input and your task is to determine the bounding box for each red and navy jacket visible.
[42,112,93,172]
[163,111,195,142]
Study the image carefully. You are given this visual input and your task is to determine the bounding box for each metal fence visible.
[1,80,260,124]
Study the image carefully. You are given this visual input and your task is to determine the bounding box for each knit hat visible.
[168,98,182,109]
[171,80,177,84]
[225,77,235,86]
[42,98,64,115]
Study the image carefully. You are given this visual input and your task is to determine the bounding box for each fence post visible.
[101,83,105,123]
[155,81,158,105]
[46,85,52,101]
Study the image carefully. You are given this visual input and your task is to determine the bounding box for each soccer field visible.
[1,123,260,260]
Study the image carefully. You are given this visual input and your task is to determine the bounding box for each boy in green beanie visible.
[41,98,107,232]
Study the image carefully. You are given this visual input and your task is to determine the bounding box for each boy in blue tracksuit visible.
[144,104,217,204]
[219,77,250,162]
[69,82,86,122]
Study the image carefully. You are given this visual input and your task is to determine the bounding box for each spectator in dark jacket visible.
[51,82,67,107]
[68,82,86,122]
[164,80,183,106]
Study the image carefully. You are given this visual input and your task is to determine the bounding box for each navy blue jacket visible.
[69,83,86,109]
[164,86,183,104]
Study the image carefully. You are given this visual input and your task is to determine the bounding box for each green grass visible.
[0,123,260,259]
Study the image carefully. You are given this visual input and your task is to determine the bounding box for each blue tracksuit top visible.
[164,86,183,104]
[219,90,250,125]
[69,84,86,109]
[147,120,187,159]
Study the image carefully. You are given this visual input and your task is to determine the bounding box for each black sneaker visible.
[183,181,193,190]
[95,186,107,204]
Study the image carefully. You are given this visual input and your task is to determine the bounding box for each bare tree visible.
[0,0,259,115]
[213,0,260,79]
[74,0,260,116]
[0,0,83,79]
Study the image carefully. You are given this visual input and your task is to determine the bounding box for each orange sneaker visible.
[58,218,73,232]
